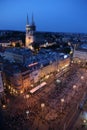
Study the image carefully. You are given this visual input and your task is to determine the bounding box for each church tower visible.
[25,14,36,49]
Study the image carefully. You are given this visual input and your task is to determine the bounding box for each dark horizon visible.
[1,29,87,35]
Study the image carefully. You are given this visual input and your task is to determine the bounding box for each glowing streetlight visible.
[26,94,30,98]
[20,90,23,94]
[72,85,77,96]
[26,110,29,119]
[81,76,84,80]
[83,119,86,123]
[61,98,64,103]
[57,69,60,72]
[2,104,6,109]
[73,85,77,89]
[26,94,30,108]
[41,103,45,119]
[41,103,45,111]
[61,98,64,113]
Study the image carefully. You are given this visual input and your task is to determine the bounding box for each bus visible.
[29,82,47,94]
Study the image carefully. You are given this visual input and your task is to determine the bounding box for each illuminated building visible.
[4,64,30,94]
[3,46,71,94]
[73,43,87,65]
[0,42,11,47]
[25,14,36,49]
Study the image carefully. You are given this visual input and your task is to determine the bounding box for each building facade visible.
[73,44,87,65]
[25,14,36,49]
[3,57,70,95]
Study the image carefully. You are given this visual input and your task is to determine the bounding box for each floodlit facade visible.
[3,55,70,94]
[73,43,87,64]
[25,14,36,49]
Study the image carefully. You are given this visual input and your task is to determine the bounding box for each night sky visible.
[0,0,87,33]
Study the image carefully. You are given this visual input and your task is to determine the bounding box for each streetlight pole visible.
[26,110,29,119]
[61,98,64,113]
[81,76,84,88]
[37,103,45,130]
[41,103,45,119]
[73,85,77,96]
[25,94,30,108]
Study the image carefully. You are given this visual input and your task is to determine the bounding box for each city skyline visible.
[0,0,87,33]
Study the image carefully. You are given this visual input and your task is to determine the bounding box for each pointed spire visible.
[32,13,35,25]
[27,14,29,25]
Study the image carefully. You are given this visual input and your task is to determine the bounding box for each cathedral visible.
[25,14,36,49]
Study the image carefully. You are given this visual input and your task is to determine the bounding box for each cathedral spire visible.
[27,14,29,25]
[32,13,35,25]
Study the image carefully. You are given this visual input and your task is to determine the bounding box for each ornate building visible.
[25,14,36,49]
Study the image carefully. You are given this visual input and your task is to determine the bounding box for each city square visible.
[1,63,87,130]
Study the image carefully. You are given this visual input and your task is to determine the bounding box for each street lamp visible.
[2,104,6,109]
[57,69,60,72]
[36,103,45,130]
[81,76,84,80]
[41,103,45,119]
[81,76,84,87]
[61,98,64,113]
[73,85,77,95]
[41,103,45,111]
[83,119,86,123]
[26,110,29,119]
[26,94,30,99]
[25,94,30,108]
[73,85,77,89]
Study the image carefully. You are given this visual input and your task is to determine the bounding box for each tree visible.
[63,47,71,54]
[32,42,39,50]
[15,42,21,47]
